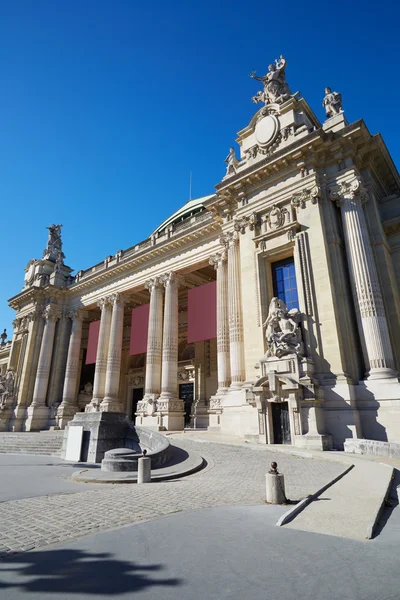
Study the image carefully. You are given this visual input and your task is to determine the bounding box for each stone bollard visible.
[137,449,151,484]
[266,462,286,504]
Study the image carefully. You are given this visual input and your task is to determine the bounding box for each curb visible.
[71,448,205,484]
[276,464,354,527]
[365,465,395,540]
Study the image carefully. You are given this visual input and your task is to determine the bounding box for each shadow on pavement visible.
[0,549,182,595]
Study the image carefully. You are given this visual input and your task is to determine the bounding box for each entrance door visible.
[131,388,143,424]
[271,402,291,444]
[179,383,194,427]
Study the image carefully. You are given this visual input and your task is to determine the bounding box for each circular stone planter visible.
[101,426,172,472]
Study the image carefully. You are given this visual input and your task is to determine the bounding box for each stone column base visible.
[57,404,79,429]
[24,405,50,431]
[10,405,28,432]
[100,398,124,413]
[156,399,184,431]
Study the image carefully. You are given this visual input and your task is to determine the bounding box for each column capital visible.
[66,308,89,321]
[209,250,227,270]
[108,292,126,306]
[144,277,163,293]
[42,304,61,322]
[220,230,240,249]
[26,306,43,323]
[161,271,185,288]
[329,177,368,207]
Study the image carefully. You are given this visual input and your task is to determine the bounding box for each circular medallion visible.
[255,115,279,147]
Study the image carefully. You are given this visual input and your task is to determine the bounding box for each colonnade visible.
[209,230,245,394]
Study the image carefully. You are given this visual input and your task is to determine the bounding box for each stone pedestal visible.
[62,411,132,463]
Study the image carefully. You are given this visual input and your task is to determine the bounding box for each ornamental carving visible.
[145,277,163,293]
[329,177,368,205]
[265,205,289,230]
[263,297,303,358]
[291,186,321,209]
[209,250,227,269]
[209,397,222,410]
[128,370,145,387]
[43,304,61,321]
[178,367,195,381]
[233,213,259,234]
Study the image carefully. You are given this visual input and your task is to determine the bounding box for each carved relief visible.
[264,205,289,231]
[291,186,321,209]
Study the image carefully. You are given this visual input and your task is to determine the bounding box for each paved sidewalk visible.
[0,439,344,559]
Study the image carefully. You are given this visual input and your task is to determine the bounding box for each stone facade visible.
[1,61,400,449]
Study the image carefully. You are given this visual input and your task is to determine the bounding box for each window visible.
[271,258,299,311]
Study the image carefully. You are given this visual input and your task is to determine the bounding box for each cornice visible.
[69,216,220,293]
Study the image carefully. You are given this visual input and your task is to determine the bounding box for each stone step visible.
[0,431,64,456]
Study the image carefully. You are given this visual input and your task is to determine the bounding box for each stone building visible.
[1,57,400,450]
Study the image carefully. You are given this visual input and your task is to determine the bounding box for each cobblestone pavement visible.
[0,440,344,559]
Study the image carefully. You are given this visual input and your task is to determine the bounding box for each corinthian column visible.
[25,304,61,431]
[101,293,126,412]
[87,297,112,411]
[210,250,231,392]
[224,231,245,388]
[159,272,184,403]
[143,278,164,403]
[57,309,88,427]
[331,178,397,379]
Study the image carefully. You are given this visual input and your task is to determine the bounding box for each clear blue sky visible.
[1,0,399,335]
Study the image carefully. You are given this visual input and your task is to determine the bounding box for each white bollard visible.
[137,453,151,484]
[266,462,286,504]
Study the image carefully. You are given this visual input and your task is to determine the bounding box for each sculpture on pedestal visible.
[250,56,292,105]
[322,87,342,118]
[43,224,65,264]
[263,298,303,358]
[0,371,15,411]
[224,147,239,176]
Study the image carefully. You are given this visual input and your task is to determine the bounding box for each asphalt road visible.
[0,504,399,600]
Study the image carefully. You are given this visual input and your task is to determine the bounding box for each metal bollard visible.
[137,449,151,484]
[266,461,286,504]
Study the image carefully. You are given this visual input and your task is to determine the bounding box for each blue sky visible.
[0,0,399,335]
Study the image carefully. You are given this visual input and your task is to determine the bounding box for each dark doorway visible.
[271,402,291,444]
[131,388,143,424]
[179,383,194,427]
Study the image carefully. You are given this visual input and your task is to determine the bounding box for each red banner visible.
[86,320,100,365]
[130,304,150,355]
[187,281,217,343]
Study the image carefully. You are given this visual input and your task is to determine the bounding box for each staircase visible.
[0,431,64,456]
